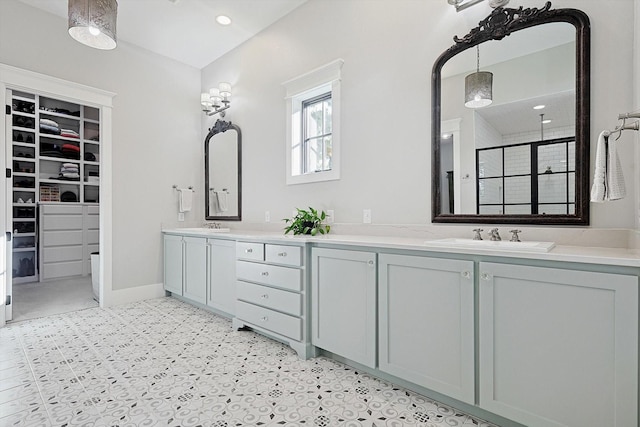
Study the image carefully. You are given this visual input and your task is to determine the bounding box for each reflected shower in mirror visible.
[205,119,242,220]
[432,2,590,225]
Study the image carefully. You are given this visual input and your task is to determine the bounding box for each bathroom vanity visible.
[162,228,639,427]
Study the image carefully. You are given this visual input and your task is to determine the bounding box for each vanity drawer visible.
[237,281,302,316]
[236,261,301,292]
[266,244,302,267]
[236,242,264,261]
[236,301,302,341]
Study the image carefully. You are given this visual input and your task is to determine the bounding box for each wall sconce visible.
[68,0,118,50]
[201,82,232,117]
[464,45,493,108]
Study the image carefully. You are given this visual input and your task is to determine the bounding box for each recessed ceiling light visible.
[216,15,232,25]
[533,104,545,110]
[542,119,551,124]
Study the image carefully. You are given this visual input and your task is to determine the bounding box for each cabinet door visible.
[163,234,183,295]
[479,262,638,427]
[183,236,207,304]
[378,254,474,404]
[207,239,236,315]
[311,247,376,368]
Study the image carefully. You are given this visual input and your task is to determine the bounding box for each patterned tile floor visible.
[0,297,497,427]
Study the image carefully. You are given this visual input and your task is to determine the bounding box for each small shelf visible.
[84,140,100,146]
[13,247,36,253]
[13,95,35,103]
[13,111,36,118]
[39,155,82,163]
[84,118,99,124]
[13,218,36,223]
[84,182,100,187]
[12,187,36,192]
[13,232,36,237]
[39,110,81,121]
[12,125,35,132]
[40,178,81,185]
[13,142,36,148]
[13,203,36,207]
[39,134,81,143]
[13,172,36,178]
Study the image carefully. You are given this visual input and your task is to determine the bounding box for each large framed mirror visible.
[205,119,242,221]
[432,2,590,225]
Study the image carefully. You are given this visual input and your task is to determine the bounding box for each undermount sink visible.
[178,227,231,233]
[424,238,555,253]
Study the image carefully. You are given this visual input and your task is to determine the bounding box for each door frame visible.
[0,64,115,325]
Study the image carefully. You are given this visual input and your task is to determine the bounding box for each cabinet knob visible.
[277,252,287,257]
[261,316,268,322]
[245,248,253,253]
[368,260,375,266]
[261,294,269,299]
[261,271,269,276]
[461,271,471,279]
[481,273,492,280]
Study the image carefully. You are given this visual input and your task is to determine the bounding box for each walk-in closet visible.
[8,88,101,321]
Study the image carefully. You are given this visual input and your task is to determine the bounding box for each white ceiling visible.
[18,0,308,69]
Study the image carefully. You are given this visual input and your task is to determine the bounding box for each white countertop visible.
[162,228,640,268]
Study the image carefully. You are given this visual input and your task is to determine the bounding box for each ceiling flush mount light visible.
[201,82,232,117]
[68,0,118,50]
[216,15,232,25]
[464,45,493,108]
[533,104,546,110]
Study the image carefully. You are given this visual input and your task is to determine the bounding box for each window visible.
[284,59,343,185]
[302,92,332,174]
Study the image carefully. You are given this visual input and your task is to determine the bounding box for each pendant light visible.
[68,0,118,50]
[464,45,493,108]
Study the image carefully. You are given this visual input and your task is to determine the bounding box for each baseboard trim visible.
[104,282,165,307]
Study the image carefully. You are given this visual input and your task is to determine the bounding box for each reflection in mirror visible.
[432,3,590,225]
[205,120,242,221]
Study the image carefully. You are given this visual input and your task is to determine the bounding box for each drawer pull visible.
[261,294,269,299]
[368,260,375,266]
[245,248,253,253]
[261,316,268,322]
[261,271,269,276]
[461,271,471,279]
[481,273,491,280]
[278,252,287,257]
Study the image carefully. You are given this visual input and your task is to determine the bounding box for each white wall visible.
[0,0,202,291]
[202,0,638,229]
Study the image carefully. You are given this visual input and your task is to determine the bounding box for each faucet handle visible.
[510,229,522,242]
[490,228,501,241]
[472,228,483,240]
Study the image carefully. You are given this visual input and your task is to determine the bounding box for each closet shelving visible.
[9,90,101,284]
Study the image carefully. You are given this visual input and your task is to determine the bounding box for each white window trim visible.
[283,59,343,185]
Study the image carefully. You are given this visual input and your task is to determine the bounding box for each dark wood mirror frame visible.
[205,119,242,221]
[432,1,590,225]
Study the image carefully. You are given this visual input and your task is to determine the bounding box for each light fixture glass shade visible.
[209,88,220,98]
[201,93,212,107]
[68,0,118,50]
[219,82,232,97]
[464,71,493,108]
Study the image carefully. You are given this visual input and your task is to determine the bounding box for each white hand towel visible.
[606,136,626,200]
[179,189,193,213]
[215,191,228,212]
[590,131,607,202]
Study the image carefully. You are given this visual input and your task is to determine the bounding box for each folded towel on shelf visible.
[60,129,80,138]
[215,190,228,212]
[590,130,626,202]
[40,118,59,128]
[40,124,61,135]
[179,188,193,213]
[62,163,79,169]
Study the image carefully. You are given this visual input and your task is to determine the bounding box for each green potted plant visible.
[284,207,331,236]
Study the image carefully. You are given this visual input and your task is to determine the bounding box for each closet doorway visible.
[6,87,101,322]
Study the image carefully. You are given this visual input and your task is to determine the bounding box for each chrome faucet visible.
[488,228,501,241]
[472,228,483,240]
[510,229,522,242]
